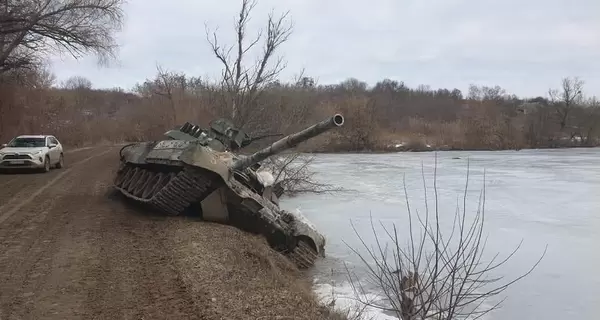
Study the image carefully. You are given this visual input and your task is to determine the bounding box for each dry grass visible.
[165,219,351,320]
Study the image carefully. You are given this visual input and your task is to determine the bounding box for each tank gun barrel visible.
[231,114,344,171]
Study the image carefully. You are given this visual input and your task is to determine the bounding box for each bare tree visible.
[570,97,600,145]
[133,65,202,126]
[345,159,546,320]
[205,0,293,128]
[62,75,92,89]
[548,77,584,130]
[32,63,56,88]
[259,153,344,196]
[0,0,125,74]
[468,85,507,103]
[203,0,341,197]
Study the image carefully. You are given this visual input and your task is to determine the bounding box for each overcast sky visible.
[48,0,600,98]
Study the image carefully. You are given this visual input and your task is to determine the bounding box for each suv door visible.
[51,137,62,161]
[52,137,62,152]
[46,137,59,163]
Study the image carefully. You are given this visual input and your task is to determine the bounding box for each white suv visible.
[0,135,64,172]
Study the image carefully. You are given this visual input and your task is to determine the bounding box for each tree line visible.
[1,0,598,153]
[2,68,599,152]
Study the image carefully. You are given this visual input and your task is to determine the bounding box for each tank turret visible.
[164,118,252,152]
[165,117,287,153]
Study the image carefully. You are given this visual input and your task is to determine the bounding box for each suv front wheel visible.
[55,153,64,169]
[42,155,51,173]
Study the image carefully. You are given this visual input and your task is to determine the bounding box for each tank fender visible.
[144,140,195,164]
[283,210,327,257]
[293,230,326,257]
[120,141,158,164]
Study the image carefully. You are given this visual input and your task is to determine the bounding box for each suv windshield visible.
[7,137,46,148]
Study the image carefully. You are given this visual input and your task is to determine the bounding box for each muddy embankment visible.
[0,146,345,320]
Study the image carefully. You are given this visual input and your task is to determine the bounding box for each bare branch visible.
[204,0,293,128]
[0,0,125,74]
[259,153,344,196]
[344,160,546,319]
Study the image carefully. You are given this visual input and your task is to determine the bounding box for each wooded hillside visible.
[2,69,599,152]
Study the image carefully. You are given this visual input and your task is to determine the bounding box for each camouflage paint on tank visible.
[112,114,344,269]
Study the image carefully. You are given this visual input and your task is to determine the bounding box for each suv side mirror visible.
[0,143,6,148]
[48,143,57,149]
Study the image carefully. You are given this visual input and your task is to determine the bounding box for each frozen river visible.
[280,148,600,319]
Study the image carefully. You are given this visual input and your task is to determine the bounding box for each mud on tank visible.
[112,114,344,269]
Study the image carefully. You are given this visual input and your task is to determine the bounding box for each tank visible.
[112,114,344,269]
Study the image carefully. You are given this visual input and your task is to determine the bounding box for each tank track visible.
[287,240,318,269]
[114,163,319,269]
[230,205,319,270]
[113,163,218,215]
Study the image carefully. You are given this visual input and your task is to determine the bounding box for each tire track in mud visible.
[0,146,208,320]
[0,147,117,319]
[0,175,18,189]
[0,147,102,210]
[0,148,113,225]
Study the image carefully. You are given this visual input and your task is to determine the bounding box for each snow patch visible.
[255,170,275,187]
[314,281,399,320]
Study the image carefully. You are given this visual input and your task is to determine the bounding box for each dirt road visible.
[0,146,332,320]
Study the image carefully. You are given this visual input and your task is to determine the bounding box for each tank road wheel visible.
[151,172,184,216]
[138,171,154,199]
[119,167,137,190]
[141,172,164,199]
[131,170,149,196]
[127,169,142,192]
[154,172,171,191]
[288,239,319,269]
[126,168,142,193]
[132,170,152,197]
[163,172,177,190]
[123,167,142,193]
[114,165,131,187]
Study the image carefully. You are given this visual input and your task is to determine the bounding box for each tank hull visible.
[114,140,227,215]
[113,139,326,268]
[112,114,343,268]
